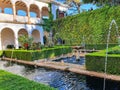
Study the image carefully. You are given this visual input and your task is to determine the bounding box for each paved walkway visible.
[2,57,120,82]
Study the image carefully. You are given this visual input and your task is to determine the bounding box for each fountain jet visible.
[103,19,119,90]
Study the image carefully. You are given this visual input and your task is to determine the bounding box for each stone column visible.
[38,10,41,18]
[1,8,4,13]
[40,7,43,18]
[14,32,19,49]
[12,4,16,22]
[27,8,30,24]
[28,33,32,37]
[40,30,44,45]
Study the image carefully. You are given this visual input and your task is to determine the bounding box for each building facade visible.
[0,0,68,50]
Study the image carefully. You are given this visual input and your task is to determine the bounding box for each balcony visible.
[30,17,41,24]
[0,13,13,22]
[16,15,28,23]
[0,13,41,24]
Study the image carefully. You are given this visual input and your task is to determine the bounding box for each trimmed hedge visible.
[108,50,120,54]
[85,43,117,50]
[85,46,120,75]
[107,46,120,54]
[0,51,3,57]
[0,70,55,90]
[3,46,72,61]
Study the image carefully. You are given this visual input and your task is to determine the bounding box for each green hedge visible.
[85,43,117,50]
[107,46,120,54]
[3,46,72,61]
[53,6,120,45]
[0,70,55,90]
[85,46,120,75]
[0,50,3,57]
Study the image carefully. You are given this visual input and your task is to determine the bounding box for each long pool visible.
[0,60,120,90]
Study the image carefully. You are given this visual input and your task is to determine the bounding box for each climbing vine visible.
[53,6,120,45]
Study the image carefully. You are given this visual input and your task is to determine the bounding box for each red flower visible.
[24,43,28,48]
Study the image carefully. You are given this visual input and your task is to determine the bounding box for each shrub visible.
[31,42,41,50]
[3,46,72,61]
[108,50,120,54]
[107,46,120,54]
[85,43,117,50]
[18,35,33,50]
[0,51,3,57]
[6,45,14,49]
[86,46,120,75]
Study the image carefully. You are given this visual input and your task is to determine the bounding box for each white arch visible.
[41,6,49,17]
[11,0,49,9]
[18,28,28,36]
[29,4,40,17]
[1,28,15,50]
[32,30,40,43]
[0,26,16,33]
[0,0,50,19]
[0,23,44,50]
[31,25,44,44]
[11,0,29,8]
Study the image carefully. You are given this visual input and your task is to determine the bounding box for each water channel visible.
[0,59,120,90]
[54,56,85,65]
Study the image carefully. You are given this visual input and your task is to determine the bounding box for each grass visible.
[0,70,56,90]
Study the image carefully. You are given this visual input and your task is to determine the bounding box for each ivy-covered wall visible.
[53,6,120,45]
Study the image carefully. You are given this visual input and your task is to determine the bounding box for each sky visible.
[81,3,98,11]
[67,3,98,15]
[56,0,98,10]
[56,0,98,15]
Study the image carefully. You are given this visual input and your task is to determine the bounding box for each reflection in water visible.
[54,56,85,65]
[86,76,120,90]
[0,60,120,90]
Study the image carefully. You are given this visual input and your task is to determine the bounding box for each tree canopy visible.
[82,0,120,6]
[65,0,81,13]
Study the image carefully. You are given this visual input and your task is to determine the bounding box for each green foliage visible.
[107,46,120,54]
[0,51,3,57]
[65,0,81,13]
[3,46,72,61]
[85,43,118,50]
[83,0,120,6]
[42,3,53,32]
[117,37,120,45]
[86,46,120,75]
[6,45,15,49]
[42,3,54,47]
[53,6,120,46]
[31,42,41,50]
[18,35,33,50]
[0,70,56,90]
[108,50,120,54]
